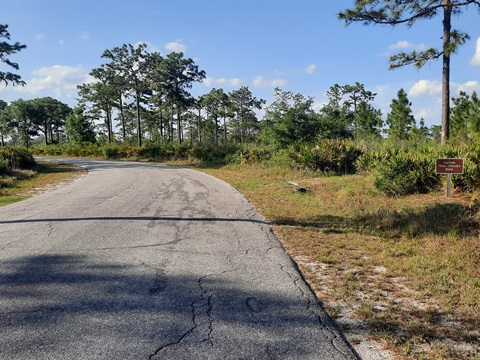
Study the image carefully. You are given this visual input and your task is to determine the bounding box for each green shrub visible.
[102,146,119,159]
[373,152,440,196]
[0,147,35,170]
[0,158,7,175]
[291,140,363,174]
[451,148,480,192]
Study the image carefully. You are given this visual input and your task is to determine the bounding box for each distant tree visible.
[341,82,380,137]
[450,91,472,139]
[157,52,206,144]
[102,43,151,147]
[342,82,376,113]
[8,99,38,147]
[261,88,320,148]
[354,100,383,138]
[317,83,379,139]
[228,86,265,143]
[410,118,430,142]
[386,88,415,140]
[0,24,27,87]
[0,99,10,146]
[430,124,442,142]
[202,88,228,145]
[339,0,480,145]
[66,107,96,144]
[467,91,480,134]
[28,97,71,145]
[77,67,117,144]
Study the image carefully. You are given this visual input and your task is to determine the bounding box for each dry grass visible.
[0,161,86,206]
[6,159,479,358]
[191,162,480,360]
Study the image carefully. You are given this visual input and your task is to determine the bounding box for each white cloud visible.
[389,41,426,51]
[305,64,316,74]
[408,80,442,97]
[14,65,93,99]
[384,40,427,57]
[35,34,46,40]
[165,41,186,53]
[204,77,242,88]
[470,37,480,66]
[452,80,480,95]
[253,76,286,88]
[59,39,65,46]
[414,107,440,122]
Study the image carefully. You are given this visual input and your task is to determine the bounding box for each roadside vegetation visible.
[4,139,479,359]
[0,147,85,206]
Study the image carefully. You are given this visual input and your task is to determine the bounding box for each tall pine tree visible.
[386,89,415,140]
[339,0,480,144]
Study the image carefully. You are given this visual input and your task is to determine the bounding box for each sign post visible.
[435,158,464,198]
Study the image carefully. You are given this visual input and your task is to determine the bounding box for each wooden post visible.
[446,173,452,198]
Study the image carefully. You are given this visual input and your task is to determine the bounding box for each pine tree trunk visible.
[136,93,142,147]
[197,108,201,143]
[441,0,451,145]
[177,109,182,145]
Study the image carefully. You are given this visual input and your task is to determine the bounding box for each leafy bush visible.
[451,146,480,192]
[373,152,440,196]
[0,147,35,171]
[290,140,363,174]
[102,146,119,159]
[0,158,7,175]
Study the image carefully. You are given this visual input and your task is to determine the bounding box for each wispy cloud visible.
[204,77,242,88]
[35,34,46,41]
[305,64,316,74]
[384,40,427,57]
[165,40,186,53]
[13,65,93,99]
[252,76,286,88]
[470,37,480,66]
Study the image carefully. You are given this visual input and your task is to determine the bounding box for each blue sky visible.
[1,0,480,128]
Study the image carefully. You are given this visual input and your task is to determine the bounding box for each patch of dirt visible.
[291,255,479,360]
[25,171,88,196]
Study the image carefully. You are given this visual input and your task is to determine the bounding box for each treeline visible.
[2,42,480,199]
[5,42,480,149]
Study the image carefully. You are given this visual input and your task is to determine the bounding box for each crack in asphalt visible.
[148,275,213,359]
[149,268,243,359]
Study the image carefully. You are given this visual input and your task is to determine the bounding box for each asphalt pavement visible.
[0,159,359,359]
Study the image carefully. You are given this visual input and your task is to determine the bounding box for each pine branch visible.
[389,48,441,69]
[338,0,442,27]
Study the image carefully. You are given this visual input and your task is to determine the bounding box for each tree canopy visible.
[0,24,27,87]
[338,0,480,144]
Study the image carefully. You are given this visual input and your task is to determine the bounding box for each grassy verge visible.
[0,161,86,207]
[187,162,479,360]
[4,158,479,358]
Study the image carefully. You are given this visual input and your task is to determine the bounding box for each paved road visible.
[0,159,358,359]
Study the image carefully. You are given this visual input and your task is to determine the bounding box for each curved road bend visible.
[0,159,358,359]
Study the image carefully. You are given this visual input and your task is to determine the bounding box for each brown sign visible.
[436,158,464,174]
